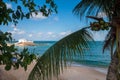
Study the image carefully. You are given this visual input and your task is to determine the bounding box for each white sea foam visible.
[94,67,108,74]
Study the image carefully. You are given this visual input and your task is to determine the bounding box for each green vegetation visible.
[0,0,57,25]
[0,31,36,71]
[0,0,57,71]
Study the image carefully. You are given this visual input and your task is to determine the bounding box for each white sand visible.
[59,66,106,80]
[15,42,36,46]
[0,62,106,80]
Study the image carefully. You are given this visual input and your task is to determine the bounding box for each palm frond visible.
[73,0,114,20]
[28,28,93,80]
[103,27,116,57]
[86,16,103,21]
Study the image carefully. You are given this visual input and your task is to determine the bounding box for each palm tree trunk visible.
[116,26,120,80]
[106,52,118,80]
[107,17,120,80]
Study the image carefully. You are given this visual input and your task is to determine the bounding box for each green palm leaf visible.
[103,27,116,57]
[28,28,93,80]
[73,0,114,19]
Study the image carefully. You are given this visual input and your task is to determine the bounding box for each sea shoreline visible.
[71,62,108,74]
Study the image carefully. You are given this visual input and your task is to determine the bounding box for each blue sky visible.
[1,0,108,41]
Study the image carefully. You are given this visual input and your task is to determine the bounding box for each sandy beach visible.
[0,61,106,80]
[14,42,36,46]
[58,66,106,80]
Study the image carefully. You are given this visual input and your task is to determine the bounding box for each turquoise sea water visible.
[16,41,111,68]
[73,41,111,68]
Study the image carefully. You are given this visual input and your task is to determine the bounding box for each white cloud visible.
[51,35,56,38]
[36,32,43,38]
[24,31,72,40]
[28,34,33,37]
[47,32,53,35]
[7,29,75,41]
[31,12,47,20]
[59,31,71,36]
[13,27,19,31]
[18,30,25,35]
[97,12,107,18]
[37,31,72,40]
[60,32,67,35]
[6,3,12,9]
[9,28,26,35]
[38,32,42,35]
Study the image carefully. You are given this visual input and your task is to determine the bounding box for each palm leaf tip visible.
[28,28,93,80]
